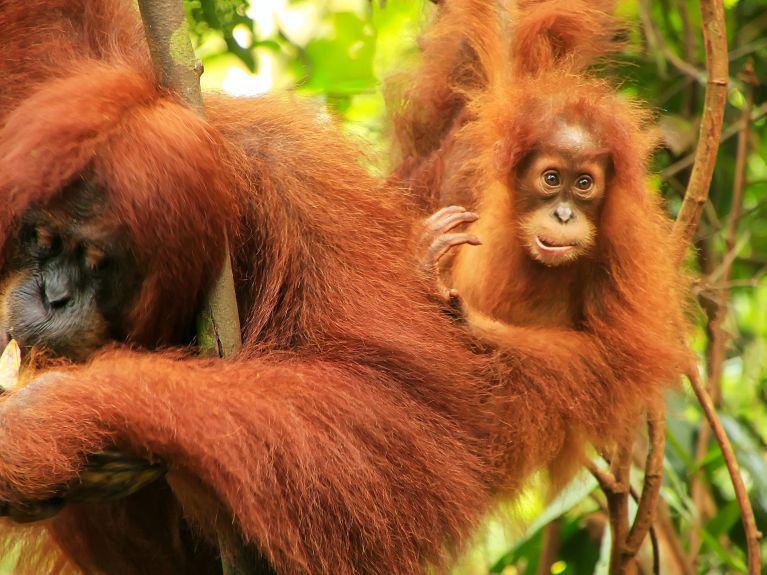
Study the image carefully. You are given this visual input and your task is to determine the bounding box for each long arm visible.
[0,351,489,575]
[465,309,649,489]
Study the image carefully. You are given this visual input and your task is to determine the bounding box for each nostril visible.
[43,284,73,309]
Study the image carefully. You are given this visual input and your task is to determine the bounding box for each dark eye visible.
[575,175,593,192]
[542,170,560,187]
[83,245,109,271]
[31,227,61,258]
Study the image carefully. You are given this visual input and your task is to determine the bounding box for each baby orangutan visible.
[398,0,689,484]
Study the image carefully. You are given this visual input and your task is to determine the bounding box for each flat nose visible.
[43,276,74,309]
[554,203,573,223]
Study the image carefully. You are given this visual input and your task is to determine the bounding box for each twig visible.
[724,60,756,279]
[587,430,639,575]
[588,460,619,492]
[708,231,751,285]
[588,407,670,575]
[672,0,729,250]
[717,274,767,289]
[625,405,665,556]
[627,485,661,575]
[677,0,699,117]
[537,518,563,575]
[686,366,762,575]
[638,0,669,78]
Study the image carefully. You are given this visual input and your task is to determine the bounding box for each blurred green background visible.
[191,0,766,573]
[0,1,763,574]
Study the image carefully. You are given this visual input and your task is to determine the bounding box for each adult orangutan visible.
[393,0,690,482]
[0,2,502,574]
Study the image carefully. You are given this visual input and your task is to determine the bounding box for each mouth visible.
[535,236,578,254]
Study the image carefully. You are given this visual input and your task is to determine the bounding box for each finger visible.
[427,233,482,263]
[423,205,466,228]
[431,211,478,234]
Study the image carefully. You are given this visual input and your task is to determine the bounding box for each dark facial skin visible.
[0,181,141,361]
[514,125,610,266]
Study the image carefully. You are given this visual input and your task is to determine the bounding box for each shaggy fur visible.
[0,0,688,574]
[389,0,690,485]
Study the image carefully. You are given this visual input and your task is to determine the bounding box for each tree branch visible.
[625,405,665,556]
[672,0,729,250]
[686,366,762,575]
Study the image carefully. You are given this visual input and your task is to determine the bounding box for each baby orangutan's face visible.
[514,125,609,267]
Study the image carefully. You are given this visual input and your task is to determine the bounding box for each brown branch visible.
[625,405,665,556]
[627,485,661,575]
[723,60,756,287]
[686,367,762,575]
[671,0,729,250]
[677,0,699,117]
[605,432,637,575]
[662,100,767,181]
[536,518,563,575]
[638,0,669,79]
[589,408,668,575]
[588,460,619,493]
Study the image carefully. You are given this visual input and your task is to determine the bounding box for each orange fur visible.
[0,1,689,573]
[390,0,690,487]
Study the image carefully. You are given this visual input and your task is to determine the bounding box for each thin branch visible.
[608,433,636,575]
[628,485,661,575]
[720,60,756,286]
[625,405,665,555]
[536,518,563,575]
[672,0,729,251]
[588,460,620,492]
[638,0,669,78]
[708,231,751,285]
[717,274,767,289]
[686,366,762,575]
